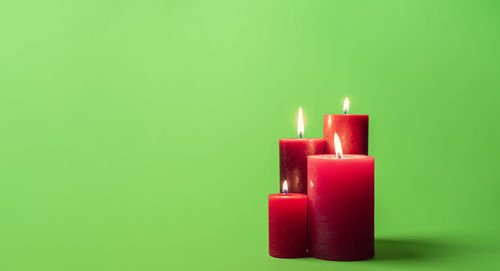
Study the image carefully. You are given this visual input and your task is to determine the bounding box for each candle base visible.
[309,249,374,261]
[269,252,308,259]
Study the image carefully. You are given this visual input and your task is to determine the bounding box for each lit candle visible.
[279,107,325,193]
[268,181,308,258]
[307,134,375,261]
[324,98,369,154]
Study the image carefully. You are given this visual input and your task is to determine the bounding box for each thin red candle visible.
[268,182,308,258]
[307,135,374,261]
[280,107,325,193]
[324,98,368,154]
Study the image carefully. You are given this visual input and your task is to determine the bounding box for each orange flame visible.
[334,133,343,159]
[297,107,304,138]
[343,97,349,114]
[282,180,289,194]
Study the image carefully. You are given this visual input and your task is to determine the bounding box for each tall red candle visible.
[307,136,374,261]
[268,182,308,258]
[280,139,325,193]
[280,107,325,194]
[324,98,368,154]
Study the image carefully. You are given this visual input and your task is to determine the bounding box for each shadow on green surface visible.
[291,237,471,264]
[374,238,457,261]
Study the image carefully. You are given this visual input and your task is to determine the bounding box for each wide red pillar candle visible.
[324,114,368,154]
[268,192,307,258]
[307,154,374,261]
[279,138,325,193]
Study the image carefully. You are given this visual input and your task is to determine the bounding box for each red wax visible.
[279,138,325,194]
[268,193,307,258]
[324,115,368,154]
[307,154,374,261]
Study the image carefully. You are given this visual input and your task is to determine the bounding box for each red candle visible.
[307,134,374,261]
[280,107,325,194]
[324,98,369,154]
[268,181,308,258]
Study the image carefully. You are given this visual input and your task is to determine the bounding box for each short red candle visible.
[324,114,368,154]
[279,138,325,193]
[268,192,307,258]
[307,154,374,261]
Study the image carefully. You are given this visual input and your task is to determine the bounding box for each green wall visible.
[1,1,499,270]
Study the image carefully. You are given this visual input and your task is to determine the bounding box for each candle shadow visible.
[291,237,469,263]
[374,238,456,261]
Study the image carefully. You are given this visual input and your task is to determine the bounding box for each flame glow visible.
[334,133,343,159]
[343,97,350,114]
[297,107,304,138]
[282,180,289,194]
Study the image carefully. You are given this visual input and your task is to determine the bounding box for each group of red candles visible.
[268,98,374,261]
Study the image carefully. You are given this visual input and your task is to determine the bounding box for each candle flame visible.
[297,107,304,138]
[343,97,349,114]
[282,180,288,194]
[334,133,343,159]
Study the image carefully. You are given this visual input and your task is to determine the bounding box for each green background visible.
[1,0,499,270]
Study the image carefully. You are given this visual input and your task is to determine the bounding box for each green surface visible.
[1,0,499,270]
